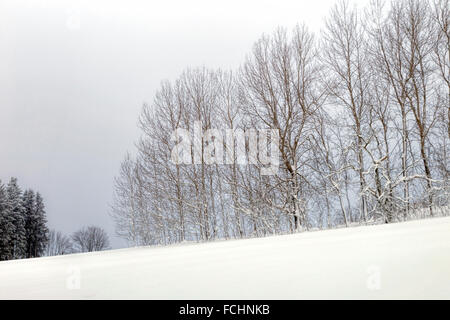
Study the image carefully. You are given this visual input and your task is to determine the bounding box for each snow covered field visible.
[1,217,450,299]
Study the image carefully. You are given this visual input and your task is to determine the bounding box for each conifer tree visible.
[0,180,15,261]
[33,192,49,257]
[23,190,49,258]
[23,189,36,258]
[6,178,26,259]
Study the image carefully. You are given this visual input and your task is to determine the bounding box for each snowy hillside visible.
[1,217,450,299]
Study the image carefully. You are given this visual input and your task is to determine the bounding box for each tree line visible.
[0,178,110,261]
[0,178,49,260]
[46,226,110,256]
[111,0,449,246]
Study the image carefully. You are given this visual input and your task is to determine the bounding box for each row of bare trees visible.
[45,226,110,256]
[111,0,449,246]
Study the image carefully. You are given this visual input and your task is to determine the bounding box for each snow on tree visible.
[110,0,449,246]
[33,192,49,257]
[23,190,49,258]
[6,178,26,259]
[0,178,50,260]
[0,180,15,261]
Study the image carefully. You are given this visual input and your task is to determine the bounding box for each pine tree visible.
[23,189,36,258]
[0,180,15,261]
[23,190,49,258]
[33,192,49,257]
[6,178,26,259]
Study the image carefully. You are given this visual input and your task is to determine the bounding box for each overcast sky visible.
[0,0,370,248]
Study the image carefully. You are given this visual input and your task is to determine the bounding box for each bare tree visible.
[241,25,324,230]
[322,0,371,223]
[72,226,110,253]
[110,0,449,248]
[45,230,73,256]
[431,0,450,207]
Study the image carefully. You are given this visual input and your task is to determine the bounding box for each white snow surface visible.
[1,217,450,299]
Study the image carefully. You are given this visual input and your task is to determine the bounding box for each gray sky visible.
[0,0,370,248]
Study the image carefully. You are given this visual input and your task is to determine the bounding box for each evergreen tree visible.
[33,192,49,257]
[0,179,50,260]
[0,180,15,261]
[23,190,49,258]
[23,189,36,258]
[6,178,26,259]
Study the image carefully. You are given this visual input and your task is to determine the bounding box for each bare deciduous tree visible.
[72,226,110,253]
[111,0,450,248]
[45,230,73,256]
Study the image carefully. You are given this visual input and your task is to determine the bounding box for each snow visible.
[1,217,450,299]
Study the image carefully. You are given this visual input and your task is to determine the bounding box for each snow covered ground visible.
[1,217,450,299]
